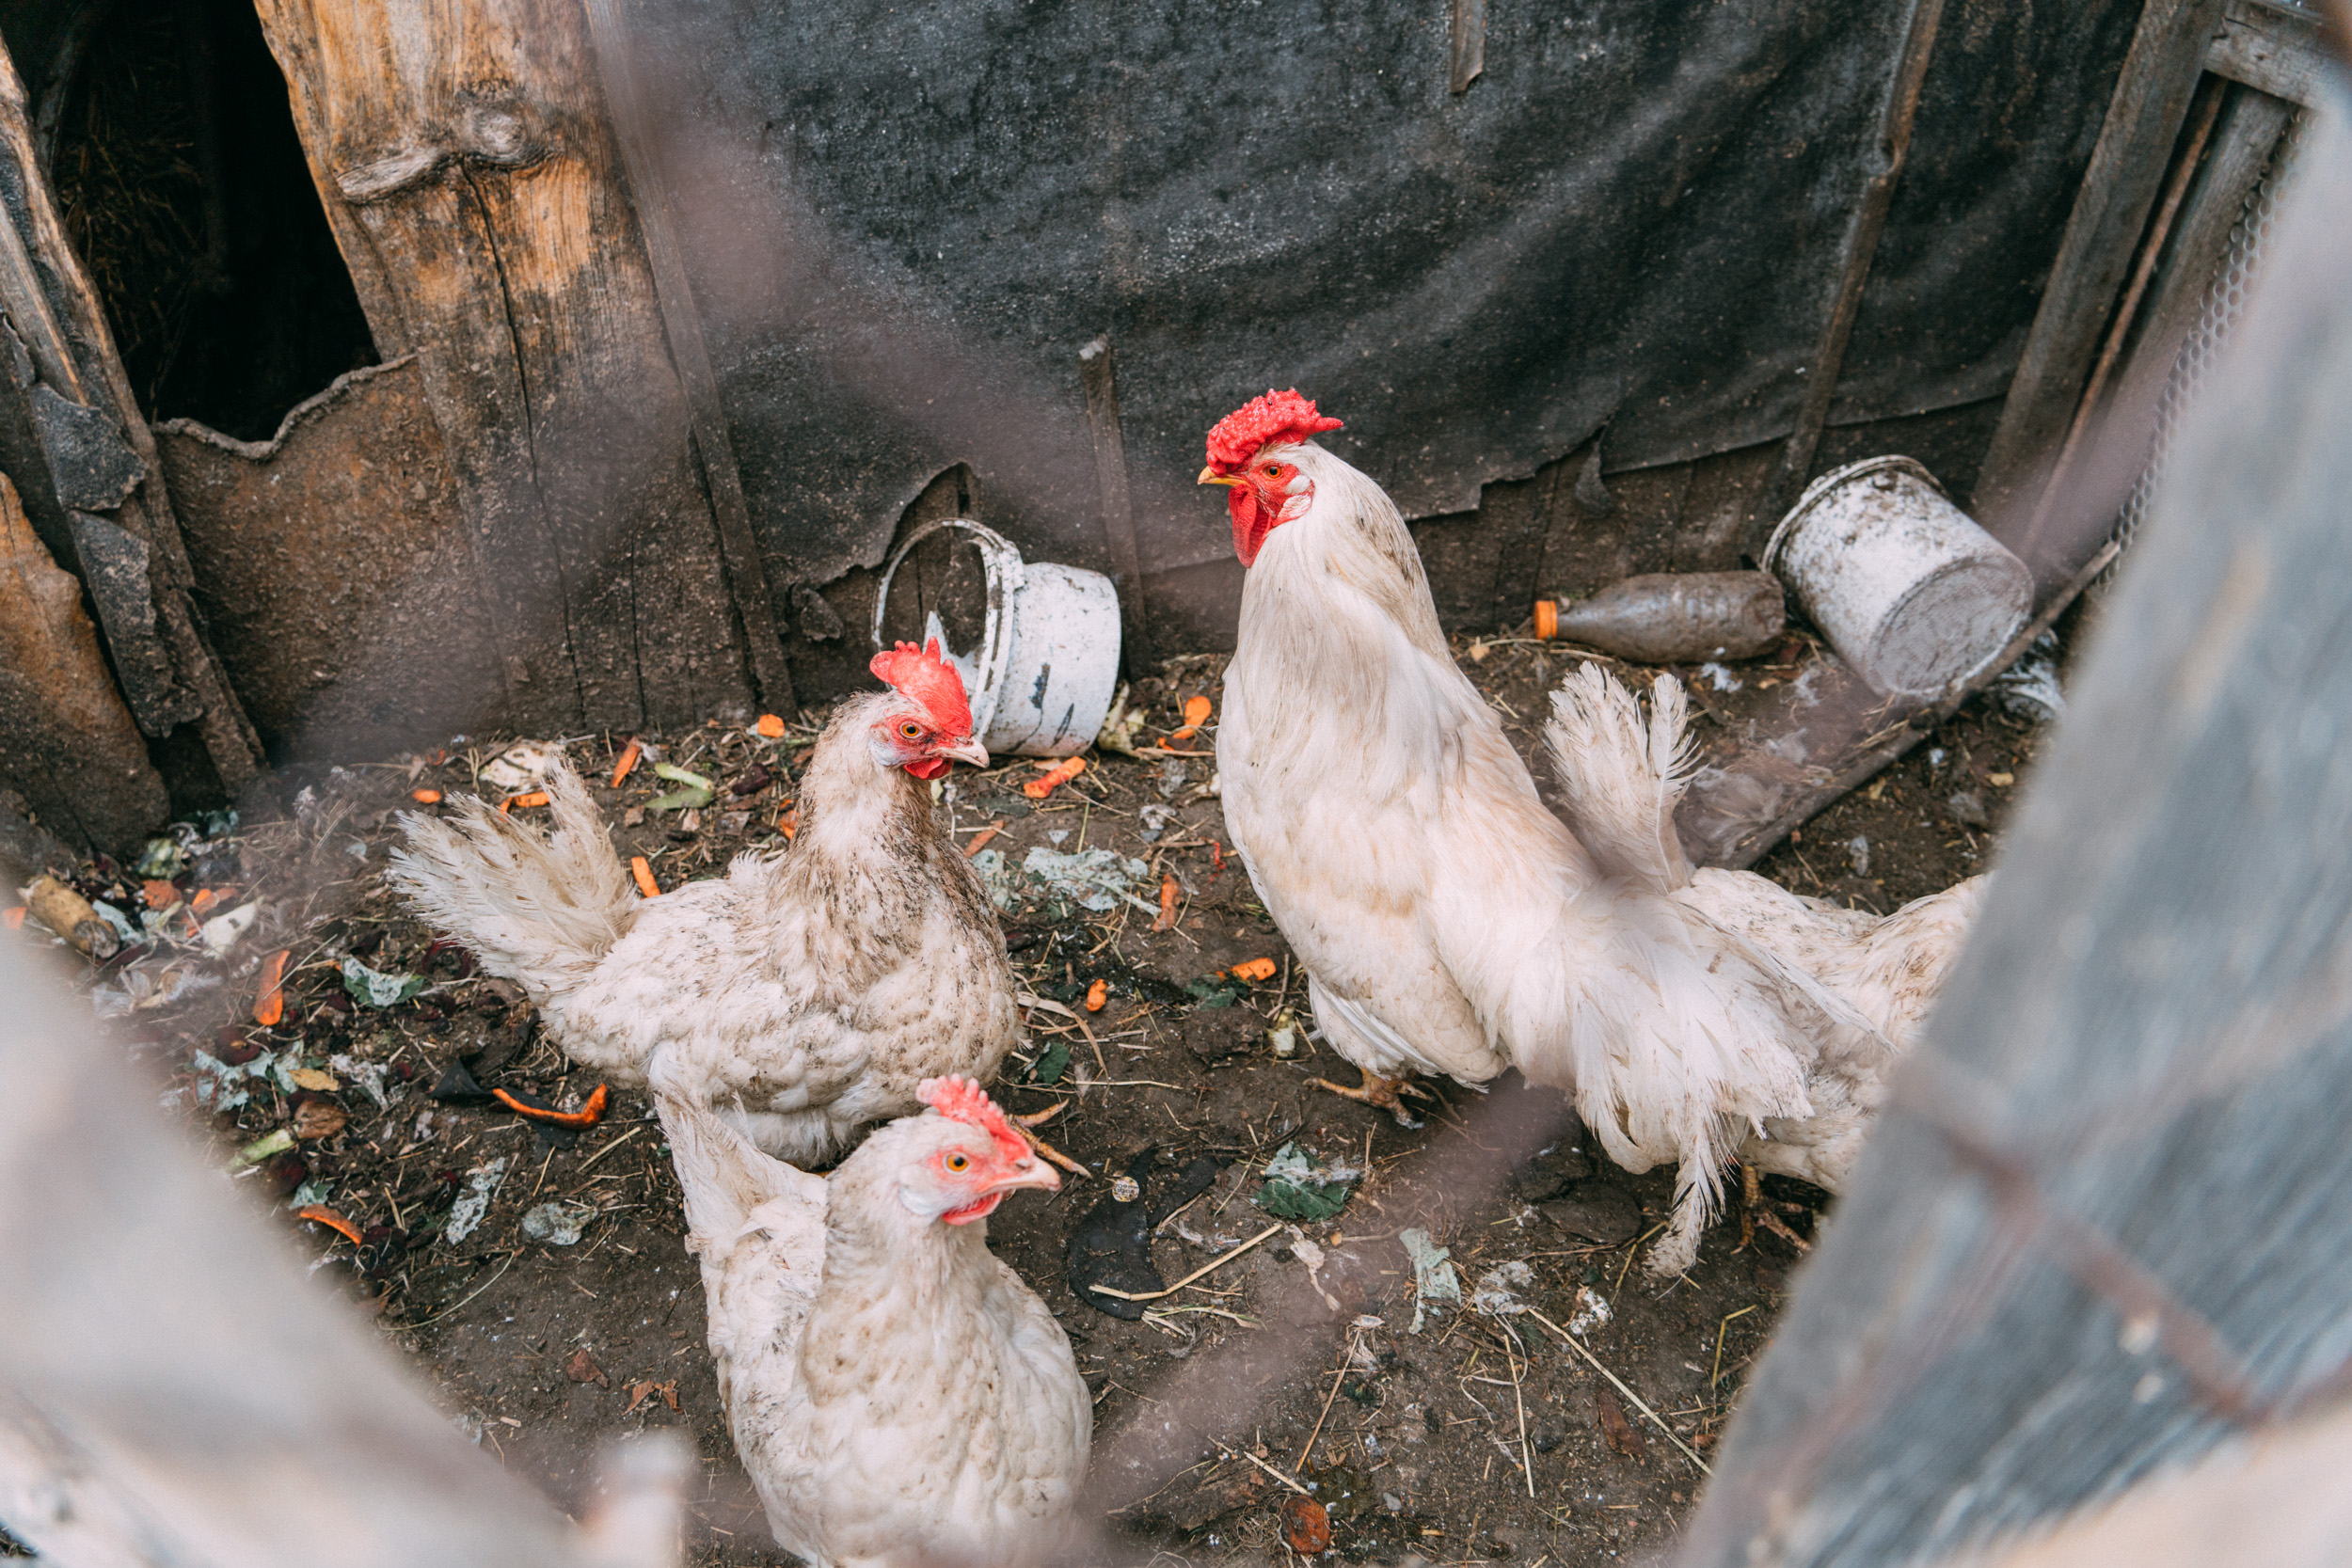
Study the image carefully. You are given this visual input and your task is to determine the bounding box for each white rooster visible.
[1200,389,1979,1273]
[656,1067,1089,1566]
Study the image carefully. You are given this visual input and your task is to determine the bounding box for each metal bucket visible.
[870,519,1121,757]
[1763,456,2030,699]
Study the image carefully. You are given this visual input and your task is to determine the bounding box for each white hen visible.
[657,1066,1090,1567]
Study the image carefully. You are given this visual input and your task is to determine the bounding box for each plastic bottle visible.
[1533,572,1785,663]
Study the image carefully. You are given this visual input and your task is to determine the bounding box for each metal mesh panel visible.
[2110,107,2311,568]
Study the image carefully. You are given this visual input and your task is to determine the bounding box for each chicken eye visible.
[945,1152,970,1172]
[1262,464,1281,476]
[899,721,924,740]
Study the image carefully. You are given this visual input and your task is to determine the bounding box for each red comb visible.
[868,637,973,736]
[917,1075,1030,1165]
[1204,388,1343,475]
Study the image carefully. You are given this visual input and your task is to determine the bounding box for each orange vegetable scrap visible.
[777,805,800,840]
[411,787,443,804]
[1152,873,1180,932]
[755,713,787,738]
[1085,978,1108,1012]
[610,738,643,786]
[253,949,290,1027]
[963,821,1007,858]
[501,790,550,814]
[296,1205,363,1245]
[1229,957,1278,984]
[630,856,660,898]
[1023,755,1088,800]
[190,888,219,915]
[1168,694,1214,744]
[493,1083,610,1128]
[141,879,179,910]
[3,907,24,930]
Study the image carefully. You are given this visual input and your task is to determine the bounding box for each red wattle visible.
[941,1191,1007,1226]
[1230,488,1276,566]
[904,756,951,780]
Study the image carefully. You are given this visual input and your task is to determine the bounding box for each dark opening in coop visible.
[36,0,373,439]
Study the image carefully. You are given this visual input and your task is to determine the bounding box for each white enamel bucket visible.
[1763,456,2031,699]
[869,519,1122,758]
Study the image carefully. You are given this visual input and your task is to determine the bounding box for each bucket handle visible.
[870,518,1026,741]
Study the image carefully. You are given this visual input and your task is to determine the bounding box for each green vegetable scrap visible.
[1254,1141,1359,1223]
[1185,974,1246,1009]
[647,761,714,812]
[342,957,426,1008]
[1025,1039,1073,1086]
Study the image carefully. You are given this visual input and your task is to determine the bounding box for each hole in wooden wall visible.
[41,0,376,439]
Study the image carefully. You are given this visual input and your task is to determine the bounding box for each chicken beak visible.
[938,737,990,769]
[1198,466,1245,488]
[987,1158,1062,1197]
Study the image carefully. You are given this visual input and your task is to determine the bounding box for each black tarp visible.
[614,0,2137,615]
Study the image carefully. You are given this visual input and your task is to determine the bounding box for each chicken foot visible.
[1306,1067,1438,1130]
[1012,1102,1089,1179]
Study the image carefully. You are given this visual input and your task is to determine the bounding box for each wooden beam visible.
[1077,336,1152,677]
[1971,0,2234,537]
[0,40,261,795]
[580,0,795,717]
[2205,0,2328,105]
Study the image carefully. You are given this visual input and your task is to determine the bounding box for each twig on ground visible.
[1524,1307,1711,1475]
[1089,1223,1285,1303]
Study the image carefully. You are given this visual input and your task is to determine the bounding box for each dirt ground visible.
[16,629,2056,1566]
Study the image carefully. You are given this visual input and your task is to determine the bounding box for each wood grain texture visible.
[0,41,261,798]
[0,472,167,854]
[1678,109,2352,1568]
[252,0,755,736]
[158,357,505,762]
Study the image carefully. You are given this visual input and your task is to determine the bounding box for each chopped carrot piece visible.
[1230,958,1278,984]
[494,1083,609,1128]
[411,787,443,803]
[755,714,787,738]
[141,879,178,910]
[1534,598,1559,641]
[630,856,660,898]
[777,805,800,840]
[253,949,290,1027]
[189,888,219,916]
[1023,756,1088,800]
[296,1205,363,1245]
[501,789,550,814]
[1152,873,1180,932]
[2,907,23,930]
[610,738,642,786]
[1169,693,1215,743]
[963,820,1007,857]
[1085,978,1108,1012]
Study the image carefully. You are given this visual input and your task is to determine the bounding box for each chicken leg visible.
[1308,1067,1438,1130]
[1013,1102,1089,1178]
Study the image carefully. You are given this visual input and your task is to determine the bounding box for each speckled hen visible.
[387,640,1017,1165]
[656,1068,1089,1568]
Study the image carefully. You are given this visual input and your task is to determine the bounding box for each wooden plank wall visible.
[249,0,774,737]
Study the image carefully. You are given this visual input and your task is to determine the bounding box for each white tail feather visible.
[1545,664,1696,893]
[385,757,639,1009]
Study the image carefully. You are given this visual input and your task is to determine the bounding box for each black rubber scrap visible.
[1066,1149,1224,1321]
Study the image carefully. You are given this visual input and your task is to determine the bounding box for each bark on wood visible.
[251,0,757,736]
[0,41,262,800]
[156,357,503,762]
[0,471,167,855]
